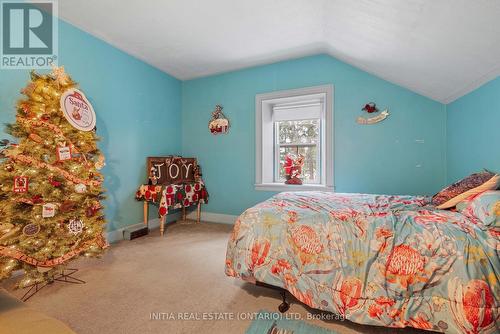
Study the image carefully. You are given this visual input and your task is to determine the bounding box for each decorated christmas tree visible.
[0,67,107,289]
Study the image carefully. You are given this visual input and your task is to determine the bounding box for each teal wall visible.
[182,55,447,216]
[446,76,500,182]
[0,19,182,231]
[3,16,470,225]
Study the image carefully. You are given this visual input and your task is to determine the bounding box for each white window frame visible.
[255,85,334,191]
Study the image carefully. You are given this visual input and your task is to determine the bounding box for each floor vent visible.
[124,226,149,240]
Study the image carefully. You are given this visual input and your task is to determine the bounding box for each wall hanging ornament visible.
[208,104,230,135]
[356,102,390,125]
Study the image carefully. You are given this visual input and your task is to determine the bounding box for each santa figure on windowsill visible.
[283,153,304,185]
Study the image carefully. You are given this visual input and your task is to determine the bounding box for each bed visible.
[225,191,499,333]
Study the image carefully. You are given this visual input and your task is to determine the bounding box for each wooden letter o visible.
[169,164,180,179]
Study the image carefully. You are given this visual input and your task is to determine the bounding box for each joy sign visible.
[147,156,198,185]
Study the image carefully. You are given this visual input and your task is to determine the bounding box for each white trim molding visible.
[106,211,239,243]
[255,84,334,192]
[186,211,238,224]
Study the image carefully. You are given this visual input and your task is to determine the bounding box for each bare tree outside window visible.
[275,119,320,183]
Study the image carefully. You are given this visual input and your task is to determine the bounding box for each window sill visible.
[254,183,334,192]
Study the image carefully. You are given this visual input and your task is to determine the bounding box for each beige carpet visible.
[2,222,427,334]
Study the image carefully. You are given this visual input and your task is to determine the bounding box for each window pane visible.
[277,119,319,144]
[278,145,318,183]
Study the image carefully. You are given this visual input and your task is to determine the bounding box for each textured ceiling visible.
[58,0,500,103]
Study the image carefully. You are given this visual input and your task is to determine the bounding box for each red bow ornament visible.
[362,103,378,113]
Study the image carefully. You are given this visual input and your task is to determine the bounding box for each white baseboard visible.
[186,211,238,224]
[105,211,237,243]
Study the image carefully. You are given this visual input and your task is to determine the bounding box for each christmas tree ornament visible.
[48,176,62,187]
[20,103,30,115]
[60,89,96,132]
[75,183,87,194]
[60,200,77,213]
[22,223,41,237]
[20,82,36,96]
[13,176,29,193]
[4,164,14,172]
[30,195,43,204]
[28,133,43,143]
[50,65,70,87]
[85,206,94,218]
[42,203,56,218]
[68,218,84,235]
[56,144,72,161]
[85,204,100,218]
[208,104,230,135]
[94,154,105,170]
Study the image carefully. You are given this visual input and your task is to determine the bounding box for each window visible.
[275,108,320,184]
[255,85,334,191]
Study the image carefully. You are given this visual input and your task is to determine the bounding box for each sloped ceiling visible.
[58,0,500,103]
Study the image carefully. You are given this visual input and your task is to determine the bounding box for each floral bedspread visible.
[225,192,499,333]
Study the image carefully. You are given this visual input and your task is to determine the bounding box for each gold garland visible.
[5,152,101,187]
[17,117,88,164]
[15,197,43,205]
[18,117,65,138]
[0,234,108,267]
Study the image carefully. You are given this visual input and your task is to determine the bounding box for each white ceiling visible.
[58,0,500,103]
